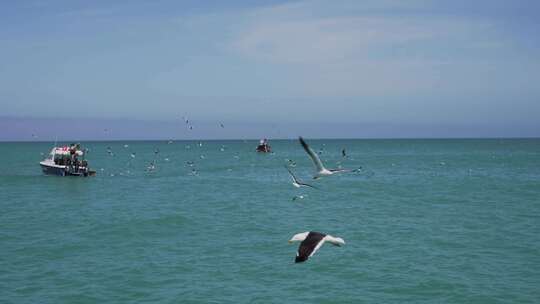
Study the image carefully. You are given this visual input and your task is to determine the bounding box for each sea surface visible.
[1,139,539,303]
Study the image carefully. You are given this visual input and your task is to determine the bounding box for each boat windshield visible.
[47,149,55,160]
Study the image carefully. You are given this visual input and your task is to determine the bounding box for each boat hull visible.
[256,144,271,153]
[40,163,93,177]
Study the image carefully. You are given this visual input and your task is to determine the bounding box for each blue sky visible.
[1,0,539,139]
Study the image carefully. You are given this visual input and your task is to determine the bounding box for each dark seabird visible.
[299,137,350,179]
[352,166,363,173]
[288,231,345,263]
[286,159,297,167]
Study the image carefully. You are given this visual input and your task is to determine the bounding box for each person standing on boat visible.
[69,143,79,171]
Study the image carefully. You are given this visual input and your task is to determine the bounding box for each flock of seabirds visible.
[37,118,364,263]
[287,137,349,263]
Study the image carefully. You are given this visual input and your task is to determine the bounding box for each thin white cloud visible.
[231,16,439,64]
[224,0,504,97]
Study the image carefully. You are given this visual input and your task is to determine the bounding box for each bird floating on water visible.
[292,195,306,201]
[299,137,350,179]
[288,231,345,263]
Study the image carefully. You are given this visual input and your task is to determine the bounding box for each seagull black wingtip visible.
[295,256,308,263]
[298,136,309,150]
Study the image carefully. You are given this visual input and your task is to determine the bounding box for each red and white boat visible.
[39,144,96,176]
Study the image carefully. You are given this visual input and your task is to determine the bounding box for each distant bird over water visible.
[286,159,297,167]
[289,231,345,263]
[299,137,350,179]
[292,195,306,201]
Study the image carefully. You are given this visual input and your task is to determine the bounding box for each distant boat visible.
[40,144,96,177]
[256,138,271,153]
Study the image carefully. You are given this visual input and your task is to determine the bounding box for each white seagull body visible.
[289,231,345,263]
[299,137,350,179]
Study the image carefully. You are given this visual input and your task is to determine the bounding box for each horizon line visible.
[2,136,539,143]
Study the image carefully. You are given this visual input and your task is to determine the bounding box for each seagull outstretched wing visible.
[299,137,326,172]
[285,166,317,189]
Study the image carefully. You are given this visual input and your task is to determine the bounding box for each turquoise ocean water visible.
[1,139,539,303]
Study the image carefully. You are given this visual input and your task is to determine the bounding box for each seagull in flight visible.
[285,166,317,189]
[288,231,345,263]
[299,137,350,179]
